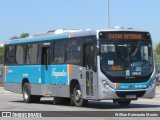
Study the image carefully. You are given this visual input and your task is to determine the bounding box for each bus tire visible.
[118,100,131,107]
[22,82,40,103]
[70,96,75,106]
[73,84,88,107]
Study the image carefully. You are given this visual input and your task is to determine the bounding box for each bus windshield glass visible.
[100,42,153,77]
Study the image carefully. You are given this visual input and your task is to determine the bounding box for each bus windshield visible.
[100,42,153,77]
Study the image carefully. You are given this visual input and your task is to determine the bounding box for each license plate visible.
[126,95,136,99]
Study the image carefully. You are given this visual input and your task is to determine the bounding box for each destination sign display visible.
[108,33,142,40]
[99,31,151,41]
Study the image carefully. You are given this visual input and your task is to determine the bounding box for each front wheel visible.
[73,84,88,107]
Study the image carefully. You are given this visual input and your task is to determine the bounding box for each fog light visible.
[149,76,156,88]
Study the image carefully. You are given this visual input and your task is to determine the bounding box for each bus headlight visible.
[149,77,156,88]
[101,80,113,89]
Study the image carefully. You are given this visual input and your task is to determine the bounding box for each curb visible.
[0,87,17,94]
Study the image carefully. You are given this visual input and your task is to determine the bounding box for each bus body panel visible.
[3,64,88,98]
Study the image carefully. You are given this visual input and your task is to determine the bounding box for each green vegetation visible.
[10,33,29,40]
[155,43,160,55]
[0,47,4,86]
[20,33,29,38]
[155,53,160,69]
[10,36,18,40]
[0,47,4,64]
[155,43,160,69]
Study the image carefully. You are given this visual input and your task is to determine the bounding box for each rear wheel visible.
[22,82,41,103]
[73,84,88,107]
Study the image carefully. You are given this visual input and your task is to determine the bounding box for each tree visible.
[20,33,29,38]
[10,33,29,40]
[10,36,19,40]
[155,43,160,68]
[0,47,3,85]
[0,47,4,64]
[155,43,160,55]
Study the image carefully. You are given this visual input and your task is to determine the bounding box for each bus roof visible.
[7,29,97,45]
[6,28,149,45]
[98,28,149,33]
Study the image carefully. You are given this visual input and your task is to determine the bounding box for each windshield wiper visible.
[121,42,141,68]
[131,41,142,58]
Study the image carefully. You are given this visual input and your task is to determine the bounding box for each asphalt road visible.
[0,94,160,120]
[0,85,160,119]
[0,94,160,111]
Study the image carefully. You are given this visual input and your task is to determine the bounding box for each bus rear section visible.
[96,30,156,106]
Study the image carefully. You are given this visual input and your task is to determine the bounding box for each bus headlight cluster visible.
[101,80,113,89]
[149,77,156,88]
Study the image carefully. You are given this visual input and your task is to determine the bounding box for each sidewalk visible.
[1,86,160,95]
[0,87,16,94]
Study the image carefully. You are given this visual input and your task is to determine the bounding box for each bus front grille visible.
[116,91,146,98]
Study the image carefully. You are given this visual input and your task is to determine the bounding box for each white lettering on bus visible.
[51,68,67,78]
[23,74,28,77]
[8,70,13,73]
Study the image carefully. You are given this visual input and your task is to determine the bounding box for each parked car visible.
[156,69,160,86]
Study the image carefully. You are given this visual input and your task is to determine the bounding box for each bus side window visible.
[66,39,81,65]
[53,40,66,64]
[15,45,26,65]
[26,43,38,64]
[5,45,15,65]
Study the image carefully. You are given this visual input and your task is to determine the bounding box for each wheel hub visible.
[75,90,81,102]
[24,87,29,100]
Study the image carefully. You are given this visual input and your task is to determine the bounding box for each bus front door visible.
[41,47,52,94]
[84,44,95,97]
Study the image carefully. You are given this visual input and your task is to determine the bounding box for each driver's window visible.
[141,46,149,61]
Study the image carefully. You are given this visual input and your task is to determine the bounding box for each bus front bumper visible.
[96,85,156,100]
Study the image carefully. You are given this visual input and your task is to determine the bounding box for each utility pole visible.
[107,0,110,29]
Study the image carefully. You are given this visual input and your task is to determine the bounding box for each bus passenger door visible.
[41,47,51,94]
[84,44,95,97]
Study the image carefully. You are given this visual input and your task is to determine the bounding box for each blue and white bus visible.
[3,28,156,107]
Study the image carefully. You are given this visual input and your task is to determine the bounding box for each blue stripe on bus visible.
[6,64,152,90]
[6,65,69,85]
[6,65,41,84]
[9,35,69,44]
[116,79,152,90]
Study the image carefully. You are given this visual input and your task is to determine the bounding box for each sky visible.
[0,0,160,44]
